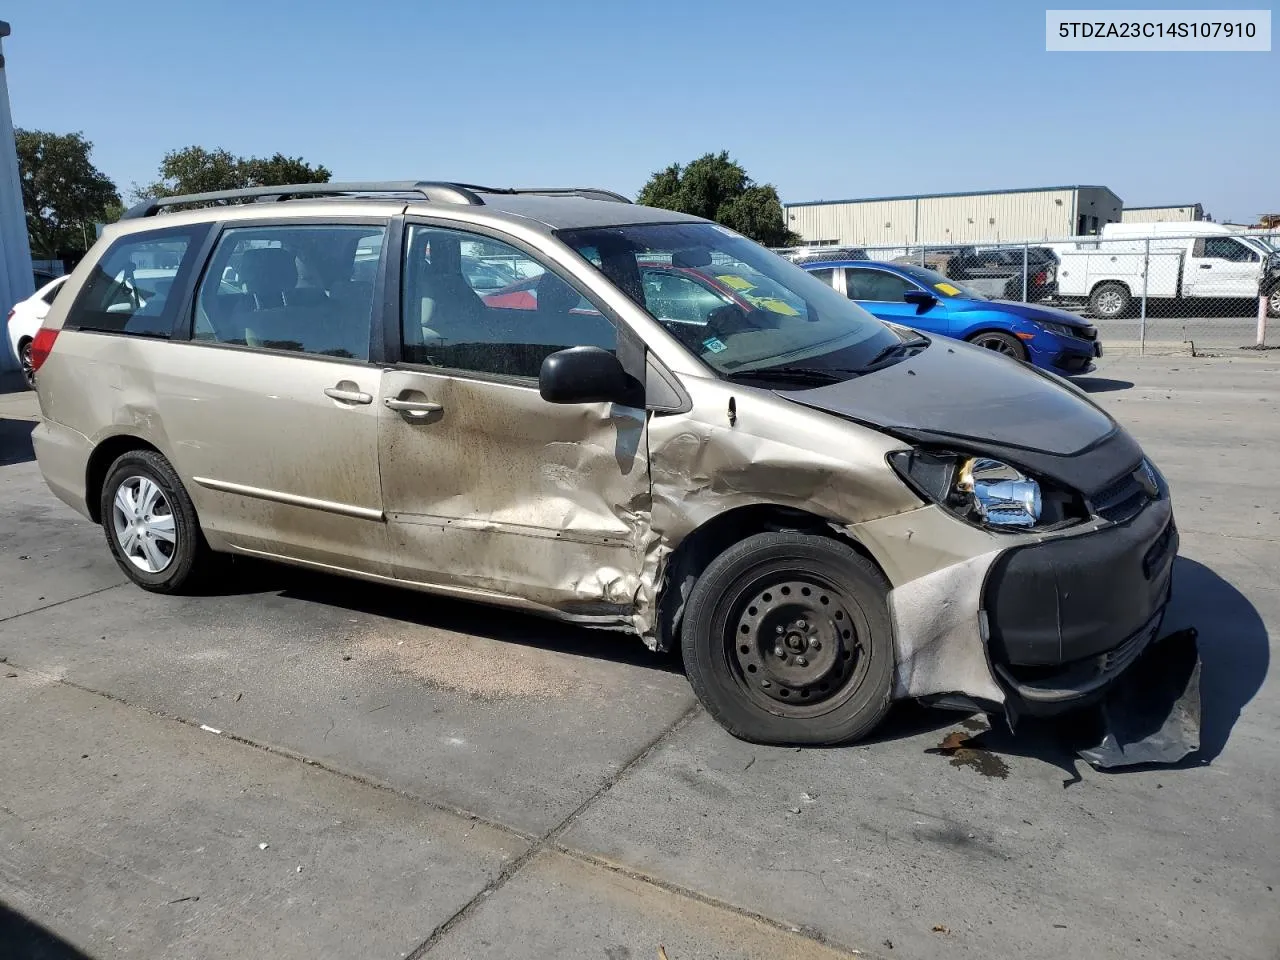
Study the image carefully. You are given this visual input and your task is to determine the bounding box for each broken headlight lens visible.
[888,450,1084,531]
[956,457,1041,527]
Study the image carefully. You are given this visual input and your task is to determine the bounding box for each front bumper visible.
[982,495,1177,714]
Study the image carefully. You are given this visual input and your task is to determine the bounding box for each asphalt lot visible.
[1,353,1277,960]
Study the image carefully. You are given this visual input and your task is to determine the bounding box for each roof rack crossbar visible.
[122,180,630,219]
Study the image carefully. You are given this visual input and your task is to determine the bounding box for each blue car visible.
[801,260,1102,375]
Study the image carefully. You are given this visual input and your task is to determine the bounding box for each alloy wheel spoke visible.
[138,478,163,516]
[148,514,176,543]
[139,534,168,572]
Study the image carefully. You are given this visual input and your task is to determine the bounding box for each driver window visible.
[845,268,911,302]
[1203,237,1257,262]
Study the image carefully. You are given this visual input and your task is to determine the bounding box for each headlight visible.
[889,449,1086,531]
[1036,320,1078,338]
[957,458,1041,527]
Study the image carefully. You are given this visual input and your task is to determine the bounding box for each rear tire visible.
[1267,286,1280,320]
[1090,282,1131,319]
[18,338,34,389]
[968,330,1027,361]
[681,532,894,746]
[100,450,211,593]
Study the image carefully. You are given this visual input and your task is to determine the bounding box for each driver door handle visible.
[1199,264,1213,269]
[324,386,373,404]
[385,397,444,417]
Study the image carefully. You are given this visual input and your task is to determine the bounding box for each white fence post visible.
[1258,292,1268,348]
[1139,237,1150,356]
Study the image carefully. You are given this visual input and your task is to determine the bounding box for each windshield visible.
[558,222,900,377]
[892,263,990,301]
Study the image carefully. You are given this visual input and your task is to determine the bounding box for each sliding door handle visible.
[324,386,373,404]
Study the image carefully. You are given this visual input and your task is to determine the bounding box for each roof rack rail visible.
[121,180,632,219]
[454,184,633,204]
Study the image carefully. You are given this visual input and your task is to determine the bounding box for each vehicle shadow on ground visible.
[915,556,1269,782]
[1073,376,1134,394]
[0,417,36,466]
[0,899,93,960]
[229,558,684,674]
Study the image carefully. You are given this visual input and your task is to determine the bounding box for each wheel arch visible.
[652,503,884,653]
[1089,279,1131,298]
[85,434,165,523]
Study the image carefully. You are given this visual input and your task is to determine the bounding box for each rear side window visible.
[65,227,202,337]
[845,268,912,302]
[193,223,386,361]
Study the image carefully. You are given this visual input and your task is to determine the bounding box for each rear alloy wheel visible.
[18,339,34,388]
[969,330,1027,361]
[1090,282,1131,319]
[1268,287,1280,319]
[101,449,211,593]
[681,532,894,746]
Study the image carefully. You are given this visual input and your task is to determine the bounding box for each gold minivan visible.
[29,182,1177,745]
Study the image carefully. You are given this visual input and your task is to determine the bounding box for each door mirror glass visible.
[903,289,938,307]
[539,346,643,406]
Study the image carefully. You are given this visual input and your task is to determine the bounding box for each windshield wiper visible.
[862,334,928,370]
[723,365,859,386]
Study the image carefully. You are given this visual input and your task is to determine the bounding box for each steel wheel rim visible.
[1095,290,1123,316]
[19,342,34,385]
[1270,289,1280,314]
[111,475,177,573]
[974,334,1018,356]
[725,572,871,716]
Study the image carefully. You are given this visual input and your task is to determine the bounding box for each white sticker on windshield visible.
[702,336,728,353]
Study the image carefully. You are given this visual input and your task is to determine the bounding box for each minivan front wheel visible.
[682,533,894,745]
[101,450,210,593]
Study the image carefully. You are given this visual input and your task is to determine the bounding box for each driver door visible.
[841,266,948,334]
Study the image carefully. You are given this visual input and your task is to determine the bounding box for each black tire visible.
[18,338,34,389]
[100,449,211,593]
[1089,282,1131,319]
[681,532,894,746]
[968,330,1027,361]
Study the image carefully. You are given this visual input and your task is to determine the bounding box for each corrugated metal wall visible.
[785,187,1125,247]
[1121,205,1203,223]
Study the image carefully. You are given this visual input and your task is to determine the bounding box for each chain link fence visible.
[777,228,1280,354]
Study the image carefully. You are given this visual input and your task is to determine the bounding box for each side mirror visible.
[539,346,643,407]
[903,289,937,308]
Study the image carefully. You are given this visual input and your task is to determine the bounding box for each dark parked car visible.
[949,247,1058,302]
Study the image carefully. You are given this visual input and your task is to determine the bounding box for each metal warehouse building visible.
[784,185,1123,248]
[1120,203,1205,223]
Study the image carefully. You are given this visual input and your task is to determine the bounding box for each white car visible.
[7,274,70,387]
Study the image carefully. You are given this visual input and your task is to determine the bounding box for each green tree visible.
[133,146,331,200]
[637,152,799,247]
[15,129,121,258]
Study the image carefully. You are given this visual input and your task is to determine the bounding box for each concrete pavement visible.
[1,353,1277,959]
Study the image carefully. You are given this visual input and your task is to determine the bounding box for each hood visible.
[953,298,1094,328]
[778,339,1141,494]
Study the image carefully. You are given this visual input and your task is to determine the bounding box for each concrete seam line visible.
[549,844,867,958]
[27,669,539,844]
[0,581,127,625]
[403,701,704,960]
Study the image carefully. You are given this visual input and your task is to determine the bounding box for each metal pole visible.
[1021,242,1029,302]
[1139,237,1150,356]
[1258,292,1268,348]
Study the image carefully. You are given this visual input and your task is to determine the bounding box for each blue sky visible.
[3,0,1274,222]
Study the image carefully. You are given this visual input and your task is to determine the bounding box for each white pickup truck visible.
[1056,223,1280,319]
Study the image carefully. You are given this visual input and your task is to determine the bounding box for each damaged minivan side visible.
[29,181,1178,746]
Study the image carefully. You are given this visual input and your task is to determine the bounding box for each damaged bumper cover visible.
[871,494,1178,717]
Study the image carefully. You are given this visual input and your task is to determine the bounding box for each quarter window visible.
[194,223,386,361]
[845,268,913,302]
[64,227,201,337]
[807,268,835,287]
[400,225,615,378]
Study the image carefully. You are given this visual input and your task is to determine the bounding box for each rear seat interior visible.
[203,246,373,359]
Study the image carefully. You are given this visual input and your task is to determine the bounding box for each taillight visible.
[1033,271,1046,284]
[29,327,59,373]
